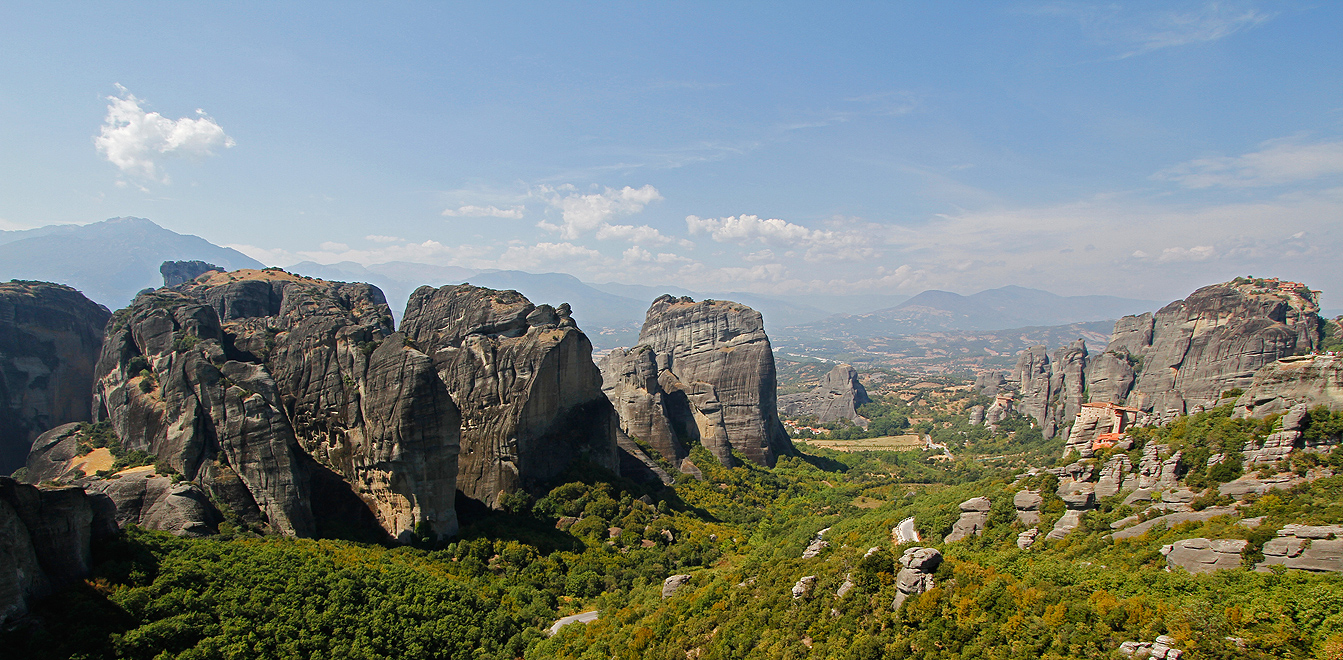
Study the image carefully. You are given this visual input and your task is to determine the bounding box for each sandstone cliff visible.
[0,282,110,474]
[777,363,871,427]
[600,295,793,467]
[160,260,221,287]
[400,284,617,508]
[1233,354,1343,418]
[978,339,1089,440]
[1089,278,1320,419]
[90,269,461,541]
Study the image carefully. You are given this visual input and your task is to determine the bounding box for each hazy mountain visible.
[0,217,261,310]
[798,285,1160,337]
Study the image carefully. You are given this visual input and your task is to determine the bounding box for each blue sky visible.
[1,1,1341,304]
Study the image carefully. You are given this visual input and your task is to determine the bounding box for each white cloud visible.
[1155,137,1343,188]
[94,85,234,182]
[442,205,525,218]
[365,234,403,243]
[499,241,604,269]
[1033,1,1274,59]
[595,223,688,246]
[685,214,879,262]
[1154,245,1217,262]
[539,185,663,240]
[319,241,350,252]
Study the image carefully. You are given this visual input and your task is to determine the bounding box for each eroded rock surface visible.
[91,269,461,542]
[777,363,871,427]
[945,497,990,542]
[160,260,221,287]
[1235,355,1343,419]
[1094,279,1320,420]
[1014,490,1042,527]
[663,574,692,598]
[84,467,222,537]
[1162,538,1247,574]
[600,295,792,467]
[1256,524,1343,573]
[893,547,942,609]
[0,282,110,473]
[0,477,115,624]
[401,285,616,508]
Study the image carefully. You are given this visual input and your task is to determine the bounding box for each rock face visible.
[1095,454,1133,499]
[1234,354,1343,419]
[84,467,223,537]
[92,269,461,542]
[160,260,222,287]
[791,575,817,600]
[0,282,110,474]
[1162,538,1248,574]
[400,284,617,508]
[945,497,990,542]
[1090,279,1320,420]
[1063,403,1144,459]
[1014,490,1042,527]
[662,574,692,598]
[978,340,1090,440]
[0,477,116,625]
[599,295,792,467]
[893,547,942,609]
[777,363,871,427]
[1016,528,1039,550]
[1256,524,1343,573]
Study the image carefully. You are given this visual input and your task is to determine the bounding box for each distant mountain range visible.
[0,218,1161,352]
[0,217,261,309]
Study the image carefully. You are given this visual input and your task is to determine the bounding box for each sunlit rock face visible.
[0,282,110,474]
[401,284,617,509]
[92,269,461,542]
[600,295,793,468]
[1094,279,1321,419]
[778,363,871,427]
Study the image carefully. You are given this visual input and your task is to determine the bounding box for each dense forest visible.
[8,394,1343,659]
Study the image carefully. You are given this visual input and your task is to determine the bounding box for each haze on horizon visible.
[1,2,1341,308]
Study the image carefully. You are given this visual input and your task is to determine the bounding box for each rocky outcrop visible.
[600,295,792,467]
[893,547,942,609]
[945,497,990,542]
[1119,636,1184,659]
[1095,453,1133,499]
[400,285,616,508]
[1014,491,1042,527]
[1110,506,1238,540]
[801,527,831,558]
[0,282,110,474]
[1242,403,1309,465]
[1162,538,1247,574]
[1046,480,1095,541]
[777,363,871,427]
[91,269,461,542]
[1016,528,1039,550]
[0,477,116,625]
[1235,354,1343,419]
[84,467,222,537]
[791,575,817,600]
[1256,524,1343,573]
[1092,279,1321,419]
[160,260,221,287]
[1063,403,1144,459]
[982,340,1090,440]
[662,574,692,598]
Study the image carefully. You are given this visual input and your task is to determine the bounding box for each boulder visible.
[1219,474,1298,499]
[1162,538,1248,574]
[662,574,692,598]
[1017,528,1039,550]
[1013,490,1042,527]
[599,295,793,467]
[801,527,831,559]
[791,575,816,599]
[1119,636,1184,659]
[84,468,222,537]
[1095,454,1133,499]
[777,363,872,427]
[0,282,110,474]
[400,285,616,511]
[945,496,990,542]
[892,547,942,609]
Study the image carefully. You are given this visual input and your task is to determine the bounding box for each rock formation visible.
[90,269,461,542]
[945,497,990,542]
[974,340,1089,440]
[600,295,792,467]
[1162,538,1247,574]
[662,574,692,598]
[0,282,110,474]
[893,547,942,609]
[1256,524,1343,573]
[160,260,222,287]
[1013,490,1042,527]
[777,363,871,427]
[84,467,223,537]
[1063,403,1144,458]
[1242,403,1309,466]
[801,527,831,558]
[1095,454,1132,499]
[1119,636,1184,659]
[399,284,617,508]
[791,575,817,599]
[0,477,116,625]
[1016,528,1039,550]
[1090,278,1321,420]
[1234,354,1343,418]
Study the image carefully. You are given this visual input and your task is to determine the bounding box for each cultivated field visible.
[799,434,924,452]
